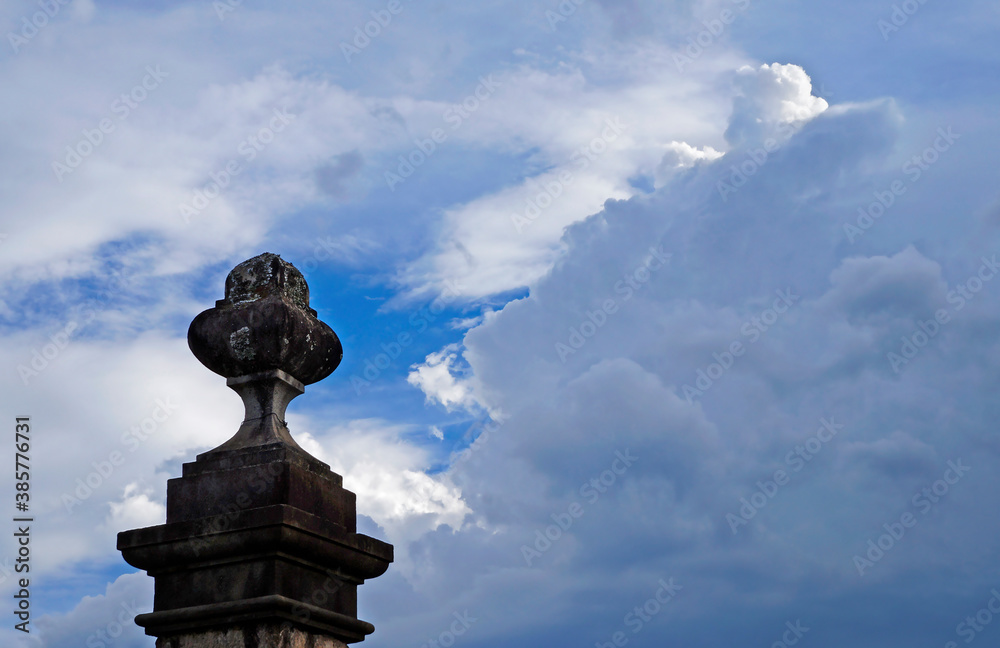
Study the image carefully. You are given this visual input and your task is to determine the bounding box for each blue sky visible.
[2,1,1000,647]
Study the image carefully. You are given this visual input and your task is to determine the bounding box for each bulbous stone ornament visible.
[187,253,343,456]
[188,252,342,383]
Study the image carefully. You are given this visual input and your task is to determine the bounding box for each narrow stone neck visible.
[210,369,306,453]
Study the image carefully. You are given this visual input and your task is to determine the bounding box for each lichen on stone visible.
[223,252,311,312]
[229,326,255,361]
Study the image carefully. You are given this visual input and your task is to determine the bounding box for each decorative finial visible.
[187,252,342,456]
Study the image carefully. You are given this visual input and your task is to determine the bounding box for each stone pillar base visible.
[155,623,348,648]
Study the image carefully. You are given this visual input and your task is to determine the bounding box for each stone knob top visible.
[222,251,313,314]
[187,253,343,385]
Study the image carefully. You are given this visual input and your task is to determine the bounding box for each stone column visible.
[118,253,393,648]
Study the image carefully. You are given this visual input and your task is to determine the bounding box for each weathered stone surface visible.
[188,253,343,384]
[155,623,348,648]
[210,370,309,454]
[118,253,392,646]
